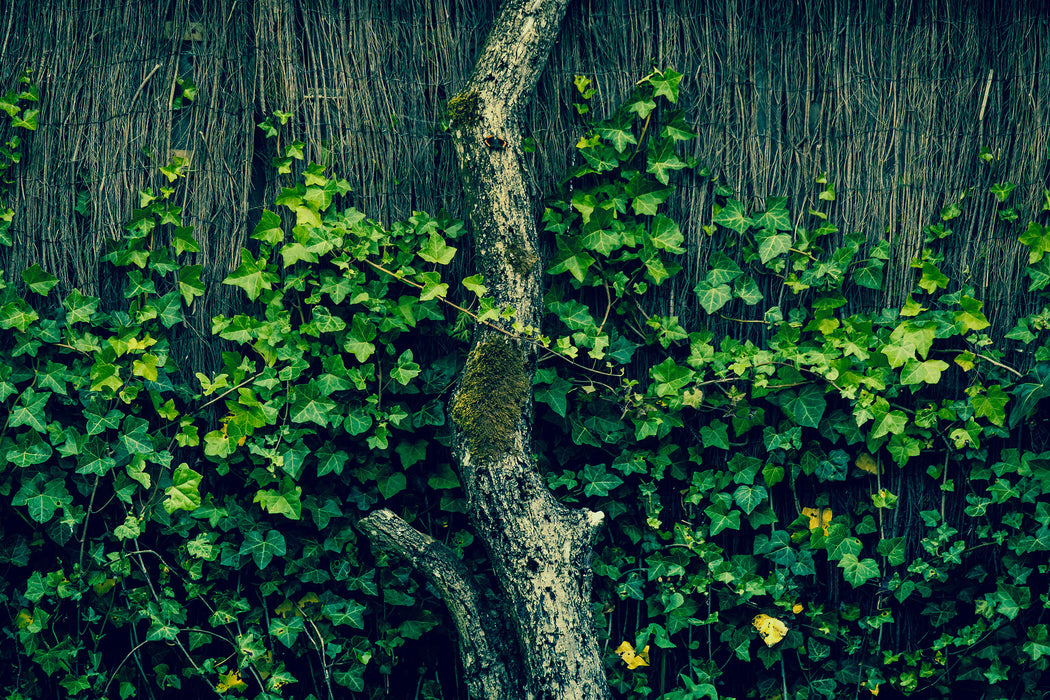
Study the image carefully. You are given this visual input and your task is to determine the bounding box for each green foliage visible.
[2,67,1049,700]
[537,68,1050,698]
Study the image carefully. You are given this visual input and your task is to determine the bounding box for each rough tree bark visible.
[359,1,612,699]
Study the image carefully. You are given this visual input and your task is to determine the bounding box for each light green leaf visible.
[693,280,732,314]
[224,249,277,301]
[839,554,880,587]
[418,230,457,265]
[164,464,202,514]
[713,199,752,233]
[900,358,949,386]
[756,231,792,264]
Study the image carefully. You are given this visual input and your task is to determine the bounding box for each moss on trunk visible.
[450,338,529,463]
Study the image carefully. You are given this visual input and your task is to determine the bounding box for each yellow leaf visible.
[791,603,804,614]
[298,592,320,607]
[856,452,880,474]
[752,614,788,647]
[801,507,832,536]
[614,640,650,669]
[15,609,33,629]
[216,670,247,693]
[274,599,295,618]
[93,578,116,596]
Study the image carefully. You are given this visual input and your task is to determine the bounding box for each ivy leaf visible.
[132,353,159,382]
[900,358,949,386]
[9,388,50,433]
[887,434,922,465]
[6,434,53,468]
[713,199,753,234]
[631,187,674,216]
[753,197,793,231]
[838,554,880,587]
[418,231,457,265]
[240,529,287,570]
[705,252,744,285]
[119,416,155,456]
[877,536,906,566]
[224,249,277,301]
[63,289,100,325]
[269,616,304,649]
[871,408,908,439]
[705,501,741,536]
[582,227,622,256]
[733,275,763,305]
[582,464,624,497]
[21,264,58,295]
[344,317,377,362]
[853,259,885,290]
[755,230,792,264]
[646,142,687,185]
[971,384,1009,427]
[782,384,827,428]
[173,226,202,254]
[254,477,302,520]
[693,280,732,315]
[955,295,990,332]
[598,120,637,153]
[391,349,421,386]
[290,385,336,427]
[178,265,205,306]
[650,215,684,253]
[12,478,71,524]
[646,68,683,103]
[733,484,768,515]
[378,471,407,499]
[547,249,595,283]
[0,301,39,331]
[581,145,619,173]
[163,464,203,514]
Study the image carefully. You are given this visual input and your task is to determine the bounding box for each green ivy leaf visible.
[782,384,827,429]
[269,616,304,649]
[755,230,792,264]
[839,554,880,587]
[240,529,287,570]
[650,215,684,253]
[254,477,302,520]
[224,249,277,301]
[693,280,732,315]
[713,199,752,234]
[178,265,205,306]
[900,358,949,386]
[6,434,53,468]
[164,464,202,514]
[705,501,741,536]
[732,484,768,515]
[9,388,50,432]
[753,197,792,231]
[582,464,624,497]
[12,477,71,524]
[418,230,457,265]
[21,264,58,295]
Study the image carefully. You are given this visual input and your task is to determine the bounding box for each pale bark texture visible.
[359,1,612,699]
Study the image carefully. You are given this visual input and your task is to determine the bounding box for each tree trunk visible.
[359,1,612,698]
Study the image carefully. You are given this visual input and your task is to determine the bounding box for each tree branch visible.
[357,508,524,700]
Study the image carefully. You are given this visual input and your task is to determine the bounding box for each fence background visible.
[0,0,1047,370]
